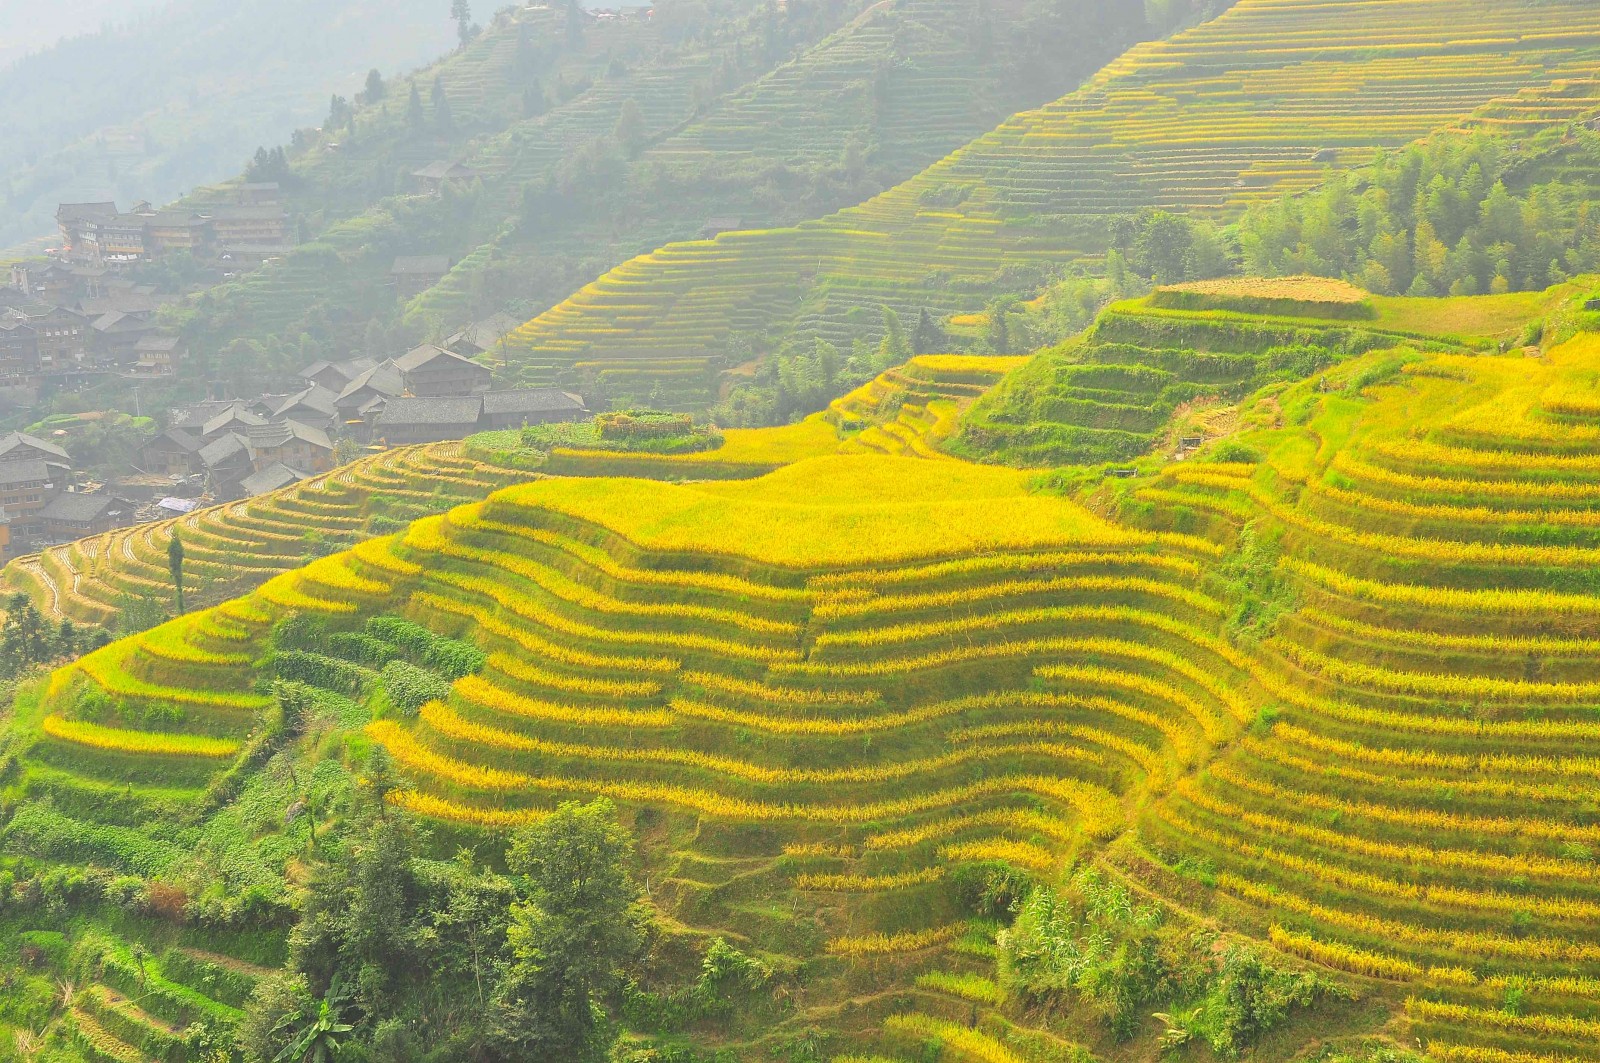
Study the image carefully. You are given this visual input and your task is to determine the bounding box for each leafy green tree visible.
[272,994,353,1063]
[1132,210,1194,284]
[363,69,385,103]
[489,799,647,1061]
[912,307,945,354]
[613,99,645,158]
[875,306,911,369]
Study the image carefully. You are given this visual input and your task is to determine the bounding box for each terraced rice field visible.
[530,353,1023,478]
[0,356,1016,627]
[500,0,1600,405]
[1127,330,1600,1059]
[27,453,1241,1052]
[0,443,524,625]
[23,300,1600,1055]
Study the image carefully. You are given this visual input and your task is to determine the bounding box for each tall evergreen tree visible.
[432,79,455,134]
[407,83,425,129]
[168,530,185,614]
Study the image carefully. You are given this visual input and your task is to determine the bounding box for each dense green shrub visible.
[271,650,370,696]
[379,660,451,716]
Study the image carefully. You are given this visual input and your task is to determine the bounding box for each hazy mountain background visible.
[0,0,457,251]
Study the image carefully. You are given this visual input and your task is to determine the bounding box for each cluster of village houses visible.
[0,177,590,560]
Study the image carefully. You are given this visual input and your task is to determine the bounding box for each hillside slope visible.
[173,0,1148,396]
[498,0,1600,407]
[0,0,454,250]
[10,287,1600,1058]
[0,356,1001,627]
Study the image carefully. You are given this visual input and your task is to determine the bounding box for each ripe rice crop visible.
[422,700,1103,785]
[914,971,1005,1006]
[937,839,1056,873]
[1273,638,1600,702]
[812,604,1225,653]
[413,592,678,673]
[389,790,547,828]
[1221,874,1600,962]
[865,808,1077,851]
[1161,276,1370,304]
[413,529,800,635]
[430,570,797,662]
[1209,760,1600,844]
[807,549,1202,592]
[680,671,878,706]
[1430,1048,1593,1063]
[794,867,944,891]
[1253,667,1600,743]
[1171,787,1600,884]
[489,652,663,699]
[1283,557,1600,616]
[1295,605,1600,657]
[1268,722,1600,779]
[458,512,810,602]
[41,715,241,758]
[489,455,1145,568]
[256,577,359,615]
[674,689,1190,747]
[1251,741,1585,806]
[455,674,673,728]
[1267,926,1424,980]
[370,719,1122,829]
[948,720,1167,779]
[74,642,270,710]
[816,573,1223,622]
[882,1015,1025,1063]
[351,535,424,577]
[1405,999,1600,1042]
[826,925,960,956]
[1329,453,1600,502]
[1184,811,1600,921]
[134,623,251,667]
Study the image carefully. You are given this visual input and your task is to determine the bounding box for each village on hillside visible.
[0,184,585,560]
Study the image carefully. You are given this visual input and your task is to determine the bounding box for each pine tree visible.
[407,83,425,129]
[450,0,473,45]
[912,308,945,355]
[168,531,186,614]
[364,69,385,103]
[613,99,644,157]
[432,80,455,134]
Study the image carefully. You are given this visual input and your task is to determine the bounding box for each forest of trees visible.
[1237,131,1600,296]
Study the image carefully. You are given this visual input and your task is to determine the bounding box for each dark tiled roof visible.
[240,462,306,496]
[394,343,484,373]
[43,492,133,523]
[481,389,587,415]
[374,396,483,427]
[336,361,405,405]
[150,427,204,454]
[202,405,266,437]
[0,431,70,462]
[57,202,118,223]
[247,419,332,451]
[0,459,54,486]
[275,384,339,419]
[198,433,249,467]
